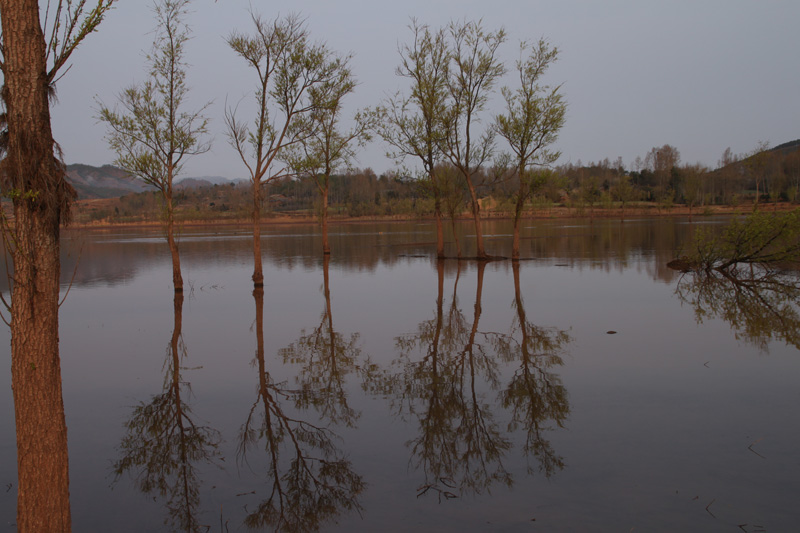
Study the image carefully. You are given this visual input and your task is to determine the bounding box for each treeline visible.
[78,140,800,224]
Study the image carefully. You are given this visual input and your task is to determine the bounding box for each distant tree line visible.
[81,140,800,226]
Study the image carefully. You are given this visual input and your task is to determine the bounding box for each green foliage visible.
[684,209,800,271]
[97,0,210,194]
[495,38,565,187]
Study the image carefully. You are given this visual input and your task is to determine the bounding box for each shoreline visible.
[65,202,797,230]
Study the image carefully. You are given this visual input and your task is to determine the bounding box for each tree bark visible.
[1,0,72,530]
[464,180,487,259]
[512,195,525,261]
[322,187,330,255]
[165,196,183,292]
[449,216,462,259]
[252,180,264,286]
[434,200,445,259]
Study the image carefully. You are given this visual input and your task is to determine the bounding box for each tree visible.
[744,141,771,206]
[0,1,115,530]
[99,0,210,292]
[495,39,565,259]
[439,19,506,259]
[226,13,350,283]
[281,58,368,255]
[373,20,450,258]
[644,144,680,203]
[681,163,708,219]
[678,208,800,272]
[437,163,467,257]
[612,174,637,220]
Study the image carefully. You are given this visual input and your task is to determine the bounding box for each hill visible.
[65,164,240,199]
[66,164,153,199]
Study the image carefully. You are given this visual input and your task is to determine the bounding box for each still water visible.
[1,218,798,532]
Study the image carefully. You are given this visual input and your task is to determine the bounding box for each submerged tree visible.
[226,13,351,282]
[0,1,116,530]
[281,62,369,256]
[495,39,565,260]
[373,19,450,258]
[114,293,221,532]
[439,19,506,259]
[99,0,211,292]
[676,209,800,272]
[238,286,365,532]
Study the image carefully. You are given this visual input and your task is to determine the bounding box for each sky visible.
[46,0,800,180]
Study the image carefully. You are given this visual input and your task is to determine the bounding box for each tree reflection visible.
[386,260,571,500]
[238,283,364,532]
[279,254,363,427]
[494,262,570,477]
[675,265,800,352]
[114,293,221,532]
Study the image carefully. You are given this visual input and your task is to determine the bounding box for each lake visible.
[1,217,798,532]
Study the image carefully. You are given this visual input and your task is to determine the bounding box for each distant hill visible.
[177,175,236,186]
[66,164,153,199]
[66,164,241,199]
[769,139,800,156]
[175,177,216,190]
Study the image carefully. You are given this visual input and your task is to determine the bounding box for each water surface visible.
[1,218,798,532]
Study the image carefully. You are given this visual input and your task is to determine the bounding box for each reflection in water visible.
[675,265,800,352]
[238,284,364,532]
[0,218,700,292]
[383,260,571,500]
[114,293,221,532]
[279,255,363,428]
[496,262,571,476]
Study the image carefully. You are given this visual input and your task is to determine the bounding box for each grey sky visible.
[50,0,800,179]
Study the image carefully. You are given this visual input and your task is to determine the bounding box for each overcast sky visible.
[48,0,800,180]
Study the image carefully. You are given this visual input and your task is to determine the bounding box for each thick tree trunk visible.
[1,1,72,530]
[322,187,330,255]
[11,207,72,533]
[252,180,264,286]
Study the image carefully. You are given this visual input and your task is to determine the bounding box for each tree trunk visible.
[512,193,525,261]
[252,180,264,286]
[11,206,72,533]
[322,186,330,255]
[434,199,444,259]
[464,180,487,259]
[1,0,72,529]
[450,216,462,259]
[165,197,183,292]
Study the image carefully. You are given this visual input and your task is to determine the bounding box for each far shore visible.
[66,202,798,230]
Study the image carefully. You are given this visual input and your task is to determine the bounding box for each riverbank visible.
[66,200,797,229]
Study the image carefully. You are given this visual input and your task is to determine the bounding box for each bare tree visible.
[226,13,349,283]
[98,0,210,292]
[495,39,565,259]
[0,1,115,530]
